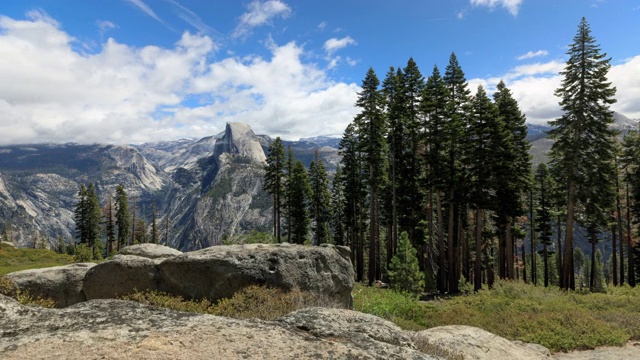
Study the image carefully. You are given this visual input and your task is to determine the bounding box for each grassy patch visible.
[353,281,640,352]
[0,246,73,276]
[122,285,340,321]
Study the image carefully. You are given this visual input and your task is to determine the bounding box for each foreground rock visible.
[553,342,640,360]
[159,243,354,307]
[4,263,96,308]
[83,255,162,300]
[0,295,437,360]
[119,243,183,259]
[414,325,551,360]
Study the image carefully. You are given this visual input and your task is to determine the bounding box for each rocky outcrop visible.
[83,255,162,300]
[159,243,354,307]
[119,243,183,259]
[81,243,354,308]
[413,325,552,360]
[0,295,442,360]
[4,263,96,308]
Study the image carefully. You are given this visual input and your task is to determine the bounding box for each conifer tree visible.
[331,164,346,246]
[151,204,159,244]
[264,137,286,242]
[622,127,640,286]
[104,195,115,255]
[309,153,332,245]
[283,145,295,244]
[354,67,387,284]
[399,58,425,256]
[381,66,403,265]
[288,160,311,244]
[442,52,471,293]
[134,218,147,244]
[115,184,131,251]
[549,17,617,290]
[422,65,449,292]
[389,232,425,294]
[466,85,501,291]
[74,184,88,245]
[493,81,531,281]
[85,183,103,258]
[535,163,554,287]
[340,123,366,280]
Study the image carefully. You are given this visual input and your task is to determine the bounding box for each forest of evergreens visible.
[263,17,640,294]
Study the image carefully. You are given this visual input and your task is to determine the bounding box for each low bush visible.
[0,276,55,308]
[123,285,340,321]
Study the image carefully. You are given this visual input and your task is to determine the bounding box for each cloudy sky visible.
[0,0,638,145]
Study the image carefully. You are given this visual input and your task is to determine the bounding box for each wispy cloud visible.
[126,0,163,23]
[516,49,548,60]
[97,20,117,33]
[165,0,216,35]
[470,0,524,16]
[233,0,291,39]
[318,21,327,31]
[323,36,356,55]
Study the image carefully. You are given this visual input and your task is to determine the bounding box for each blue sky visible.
[0,0,638,145]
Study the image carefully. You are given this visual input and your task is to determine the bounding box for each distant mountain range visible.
[0,112,635,250]
[528,112,637,164]
[0,123,339,250]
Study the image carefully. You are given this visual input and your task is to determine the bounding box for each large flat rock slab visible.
[159,243,354,308]
[0,295,437,360]
[4,263,96,307]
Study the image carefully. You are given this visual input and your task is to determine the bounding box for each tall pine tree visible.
[264,137,286,242]
[549,17,617,290]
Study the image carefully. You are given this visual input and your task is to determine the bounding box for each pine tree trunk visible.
[557,217,564,288]
[368,167,376,285]
[543,235,549,287]
[612,222,618,286]
[437,190,446,293]
[590,240,596,291]
[357,203,364,282]
[506,217,515,279]
[563,179,577,290]
[522,238,527,284]
[447,191,456,293]
[626,180,636,287]
[272,195,277,240]
[499,229,505,279]
[530,191,536,285]
[474,207,482,291]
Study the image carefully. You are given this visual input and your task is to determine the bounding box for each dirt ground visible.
[553,342,640,360]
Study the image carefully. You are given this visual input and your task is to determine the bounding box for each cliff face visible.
[167,123,270,251]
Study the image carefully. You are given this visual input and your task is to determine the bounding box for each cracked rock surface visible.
[0,295,440,360]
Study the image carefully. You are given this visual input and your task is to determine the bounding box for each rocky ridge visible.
[0,293,555,360]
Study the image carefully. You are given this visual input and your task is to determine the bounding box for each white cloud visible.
[318,21,327,31]
[470,0,524,16]
[0,14,358,145]
[516,49,548,60]
[323,36,356,55]
[469,56,640,124]
[233,0,291,39]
